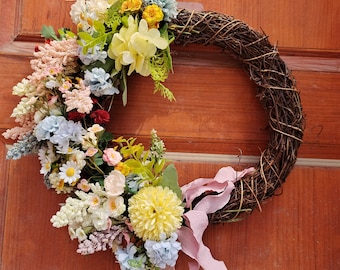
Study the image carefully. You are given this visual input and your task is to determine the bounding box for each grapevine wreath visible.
[4,0,304,269]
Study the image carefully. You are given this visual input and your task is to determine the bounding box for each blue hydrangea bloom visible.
[144,232,182,268]
[34,115,67,141]
[115,243,146,270]
[50,119,86,153]
[79,46,108,65]
[84,67,119,97]
[143,0,178,21]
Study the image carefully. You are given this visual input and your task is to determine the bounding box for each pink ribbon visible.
[178,166,255,270]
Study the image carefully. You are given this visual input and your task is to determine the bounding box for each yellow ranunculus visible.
[142,4,164,28]
[128,186,184,241]
[120,0,142,13]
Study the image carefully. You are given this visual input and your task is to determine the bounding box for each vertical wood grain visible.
[0,139,10,268]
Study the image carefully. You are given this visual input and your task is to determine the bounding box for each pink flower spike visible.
[45,65,62,76]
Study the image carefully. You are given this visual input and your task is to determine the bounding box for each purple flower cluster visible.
[76,226,124,255]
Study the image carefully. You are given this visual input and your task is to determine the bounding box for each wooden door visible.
[1,0,339,269]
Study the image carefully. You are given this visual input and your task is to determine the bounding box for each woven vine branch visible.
[170,10,305,223]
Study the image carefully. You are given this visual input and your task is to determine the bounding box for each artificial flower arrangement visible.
[3,0,186,269]
[2,0,266,269]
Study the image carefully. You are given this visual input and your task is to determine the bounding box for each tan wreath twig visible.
[170,10,305,223]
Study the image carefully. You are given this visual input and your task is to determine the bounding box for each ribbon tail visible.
[178,210,228,270]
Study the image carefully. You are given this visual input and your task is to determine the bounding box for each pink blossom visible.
[77,179,91,192]
[59,80,72,93]
[85,147,98,157]
[103,148,122,166]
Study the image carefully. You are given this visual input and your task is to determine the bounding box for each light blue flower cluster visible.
[84,67,119,97]
[50,119,86,153]
[144,232,182,269]
[34,115,86,153]
[79,46,108,65]
[5,133,39,160]
[115,243,146,270]
[143,0,178,21]
[34,115,65,141]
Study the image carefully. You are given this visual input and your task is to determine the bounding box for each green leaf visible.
[159,164,182,200]
[124,159,142,169]
[41,25,59,40]
[100,131,114,143]
[121,67,128,106]
[93,152,104,166]
[78,30,108,54]
[154,81,176,102]
[78,32,93,43]
[153,159,166,175]
[93,20,106,35]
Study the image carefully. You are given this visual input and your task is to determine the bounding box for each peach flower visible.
[104,170,125,197]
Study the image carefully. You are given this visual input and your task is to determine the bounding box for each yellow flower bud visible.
[120,0,142,13]
[142,4,164,28]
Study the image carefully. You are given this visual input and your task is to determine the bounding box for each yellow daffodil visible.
[108,16,139,73]
[108,16,168,76]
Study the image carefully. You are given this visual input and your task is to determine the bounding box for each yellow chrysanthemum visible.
[128,186,184,241]
[142,4,164,28]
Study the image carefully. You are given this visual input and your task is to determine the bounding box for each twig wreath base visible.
[171,9,304,223]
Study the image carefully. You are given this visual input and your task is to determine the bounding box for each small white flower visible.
[91,208,110,231]
[104,196,126,218]
[68,149,87,169]
[88,193,101,209]
[59,160,81,184]
[69,226,87,242]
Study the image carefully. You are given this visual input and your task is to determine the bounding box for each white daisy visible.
[59,160,81,184]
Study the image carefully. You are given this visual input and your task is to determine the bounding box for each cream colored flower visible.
[104,196,126,218]
[88,124,104,133]
[108,16,168,76]
[108,15,139,72]
[128,186,184,241]
[104,170,126,197]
